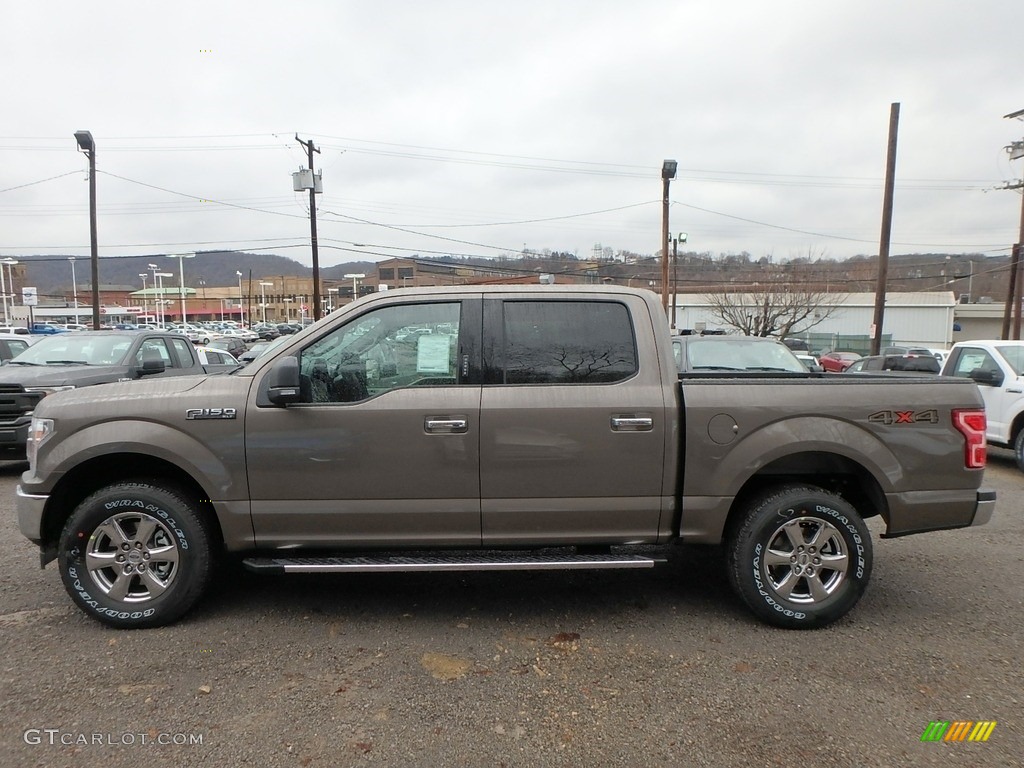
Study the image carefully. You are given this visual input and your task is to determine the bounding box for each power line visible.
[0,170,82,194]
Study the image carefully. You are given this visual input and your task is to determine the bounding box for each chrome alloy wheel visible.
[84,512,180,603]
[761,516,849,604]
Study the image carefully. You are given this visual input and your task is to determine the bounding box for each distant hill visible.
[14,251,378,297]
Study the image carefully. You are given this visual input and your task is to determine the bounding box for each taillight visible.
[952,409,987,469]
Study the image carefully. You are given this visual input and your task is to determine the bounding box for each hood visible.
[34,373,215,416]
[33,370,241,423]
[0,364,131,388]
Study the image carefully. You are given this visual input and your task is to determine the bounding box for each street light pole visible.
[68,257,80,321]
[167,253,195,326]
[155,272,174,327]
[236,271,245,327]
[661,160,677,315]
[0,261,8,325]
[74,131,100,330]
[147,264,159,325]
[344,273,365,303]
[139,273,148,321]
[259,282,273,324]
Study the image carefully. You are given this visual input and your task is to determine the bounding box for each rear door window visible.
[494,301,637,385]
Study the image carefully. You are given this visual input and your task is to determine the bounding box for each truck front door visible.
[245,299,483,548]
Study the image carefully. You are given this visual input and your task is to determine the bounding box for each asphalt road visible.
[1,453,1021,768]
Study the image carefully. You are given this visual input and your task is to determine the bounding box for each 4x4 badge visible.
[868,409,938,425]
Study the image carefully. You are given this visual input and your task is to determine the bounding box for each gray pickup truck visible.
[0,331,237,460]
[16,286,995,630]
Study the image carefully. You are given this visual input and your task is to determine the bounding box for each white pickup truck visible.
[941,339,1024,471]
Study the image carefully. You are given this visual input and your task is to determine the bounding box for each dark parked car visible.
[252,324,281,341]
[819,351,862,373]
[782,338,811,353]
[237,335,290,364]
[276,323,298,335]
[844,354,941,374]
[207,337,248,358]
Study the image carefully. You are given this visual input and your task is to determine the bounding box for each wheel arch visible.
[40,453,225,555]
[721,450,887,544]
[1010,409,1024,449]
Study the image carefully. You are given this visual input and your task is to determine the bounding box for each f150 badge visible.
[186,407,237,420]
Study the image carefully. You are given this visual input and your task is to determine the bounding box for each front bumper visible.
[16,485,48,545]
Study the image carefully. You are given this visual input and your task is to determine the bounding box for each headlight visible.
[26,417,54,468]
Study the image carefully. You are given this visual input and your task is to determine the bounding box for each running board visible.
[243,552,665,574]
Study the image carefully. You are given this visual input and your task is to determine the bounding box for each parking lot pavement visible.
[1,455,1021,767]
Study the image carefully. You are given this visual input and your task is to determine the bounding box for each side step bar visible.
[243,552,665,574]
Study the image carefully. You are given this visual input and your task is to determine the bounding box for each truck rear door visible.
[478,295,670,545]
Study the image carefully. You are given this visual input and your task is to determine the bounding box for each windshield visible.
[686,337,808,373]
[995,345,1024,376]
[10,335,133,366]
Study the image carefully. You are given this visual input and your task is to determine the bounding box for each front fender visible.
[30,418,243,500]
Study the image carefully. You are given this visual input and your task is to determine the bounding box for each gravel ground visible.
[1,451,1021,768]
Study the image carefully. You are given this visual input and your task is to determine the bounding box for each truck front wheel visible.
[726,485,872,629]
[1014,429,1024,473]
[58,482,214,629]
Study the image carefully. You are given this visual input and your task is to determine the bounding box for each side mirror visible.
[266,356,302,405]
[138,358,166,376]
[968,368,1003,387]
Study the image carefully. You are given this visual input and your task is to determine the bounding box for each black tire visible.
[58,482,214,629]
[726,485,872,629]
[1014,429,1024,474]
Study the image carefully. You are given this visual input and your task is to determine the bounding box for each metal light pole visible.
[167,253,195,326]
[236,271,245,326]
[260,281,273,323]
[148,264,159,325]
[660,160,677,314]
[67,257,80,321]
[671,232,687,330]
[1,259,19,326]
[0,261,8,325]
[344,273,365,303]
[139,273,148,321]
[73,131,100,330]
[155,272,174,327]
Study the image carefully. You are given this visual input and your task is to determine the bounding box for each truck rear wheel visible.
[726,485,872,629]
[58,482,214,629]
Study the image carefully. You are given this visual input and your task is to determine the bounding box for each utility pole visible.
[295,135,322,321]
[1000,108,1024,340]
[871,103,900,355]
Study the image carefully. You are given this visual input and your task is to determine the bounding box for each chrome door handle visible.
[425,418,468,433]
[611,416,653,431]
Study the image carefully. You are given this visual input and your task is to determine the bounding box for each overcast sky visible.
[3,0,1024,273]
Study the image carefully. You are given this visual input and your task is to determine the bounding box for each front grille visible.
[0,384,42,425]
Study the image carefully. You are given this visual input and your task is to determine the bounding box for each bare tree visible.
[704,276,844,339]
